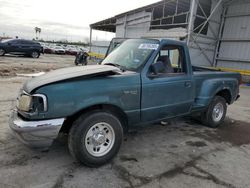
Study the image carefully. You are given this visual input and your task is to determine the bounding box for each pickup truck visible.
[10,39,241,167]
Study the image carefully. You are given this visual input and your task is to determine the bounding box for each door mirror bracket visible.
[148,61,166,78]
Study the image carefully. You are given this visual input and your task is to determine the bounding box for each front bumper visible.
[9,110,64,148]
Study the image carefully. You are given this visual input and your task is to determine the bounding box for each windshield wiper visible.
[104,63,126,72]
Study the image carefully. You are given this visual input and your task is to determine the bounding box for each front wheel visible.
[0,48,5,56]
[201,96,227,128]
[68,111,123,167]
[74,58,79,66]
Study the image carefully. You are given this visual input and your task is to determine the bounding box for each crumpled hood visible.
[23,65,120,93]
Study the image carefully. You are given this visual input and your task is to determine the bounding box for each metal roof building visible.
[90,0,250,73]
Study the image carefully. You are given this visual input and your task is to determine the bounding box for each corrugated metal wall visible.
[89,41,109,57]
[111,0,250,71]
[189,0,223,67]
[216,0,250,70]
[116,11,151,38]
[114,0,224,67]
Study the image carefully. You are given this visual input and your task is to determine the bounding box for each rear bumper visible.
[9,110,64,148]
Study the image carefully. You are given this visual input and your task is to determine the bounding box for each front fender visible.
[25,73,141,121]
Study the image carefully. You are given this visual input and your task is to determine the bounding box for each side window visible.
[15,40,23,44]
[27,41,34,45]
[19,40,25,44]
[150,45,186,76]
[21,40,30,45]
[9,40,18,44]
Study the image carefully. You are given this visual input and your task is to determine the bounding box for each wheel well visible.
[216,89,231,104]
[0,48,5,52]
[61,104,128,133]
[32,50,40,53]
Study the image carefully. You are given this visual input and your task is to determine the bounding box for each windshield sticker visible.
[138,44,159,50]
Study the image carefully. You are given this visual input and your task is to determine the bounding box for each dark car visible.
[0,39,43,58]
[43,46,54,54]
[65,48,78,56]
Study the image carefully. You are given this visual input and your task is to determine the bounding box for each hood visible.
[23,65,120,93]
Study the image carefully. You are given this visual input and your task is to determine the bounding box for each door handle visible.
[185,81,192,88]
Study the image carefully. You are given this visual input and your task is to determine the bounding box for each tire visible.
[0,48,5,56]
[31,51,40,58]
[68,111,123,167]
[84,59,88,66]
[201,96,227,128]
[74,58,78,66]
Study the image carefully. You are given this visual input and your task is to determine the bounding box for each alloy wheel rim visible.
[85,122,115,157]
[212,103,224,122]
[32,52,38,58]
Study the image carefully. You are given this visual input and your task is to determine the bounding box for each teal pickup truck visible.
[10,39,241,167]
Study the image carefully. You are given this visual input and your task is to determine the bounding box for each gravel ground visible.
[0,54,77,77]
[0,55,250,188]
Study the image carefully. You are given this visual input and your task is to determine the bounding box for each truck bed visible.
[191,67,241,110]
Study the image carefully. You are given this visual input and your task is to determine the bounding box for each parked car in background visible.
[38,42,89,56]
[43,45,54,54]
[65,47,78,56]
[54,46,65,54]
[0,39,43,58]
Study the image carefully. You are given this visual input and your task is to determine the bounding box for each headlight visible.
[17,95,32,112]
[17,92,47,112]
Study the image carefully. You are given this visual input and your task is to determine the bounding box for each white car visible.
[54,46,65,54]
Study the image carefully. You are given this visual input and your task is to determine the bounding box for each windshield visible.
[102,39,159,71]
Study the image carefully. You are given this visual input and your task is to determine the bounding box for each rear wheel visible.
[201,96,227,128]
[68,111,123,167]
[0,48,5,56]
[31,51,40,58]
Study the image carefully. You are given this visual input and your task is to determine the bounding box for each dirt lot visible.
[0,54,75,77]
[0,54,250,188]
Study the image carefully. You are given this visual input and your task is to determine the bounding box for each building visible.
[90,0,250,74]
[89,40,110,59]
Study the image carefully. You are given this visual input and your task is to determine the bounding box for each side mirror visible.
[149,61,165,76]
[7,42,11,45]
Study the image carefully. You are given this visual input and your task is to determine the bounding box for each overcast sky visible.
[0,0,158,42]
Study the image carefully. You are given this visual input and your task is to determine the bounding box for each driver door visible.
[5,40,19,53]
[141,44,194,122]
